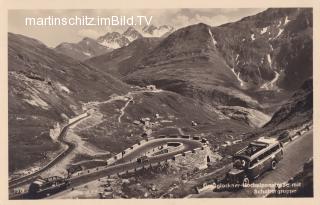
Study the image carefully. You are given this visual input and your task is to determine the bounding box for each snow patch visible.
[231,68,245,87]
[142,26,172,38]
[83,52,92,57]
[24,95,49,110]
[251,34,256,41]
[208,28,217,46]
[267,54,272,68]
[58,83,70,93]
[260,71,280,90]
[126,36,136,42]
[275,29,284,38]
[235,54,240,65]
[261,27,268,34]
[99,40,120,49]
[277,20,282,27]
[235,54,239,61]
[284,16,290,25]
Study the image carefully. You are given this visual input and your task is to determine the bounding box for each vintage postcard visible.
[1,0,319,204]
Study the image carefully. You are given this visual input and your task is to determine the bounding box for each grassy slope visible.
[8,33,129,172]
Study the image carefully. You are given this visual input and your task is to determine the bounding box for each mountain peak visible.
[123,26,143,42]
[124,26,137,33]
[54,36,111,61]
[141,24,174,37]
[97,32,130,49]
[142,24,157,32]
[82,37,94,41]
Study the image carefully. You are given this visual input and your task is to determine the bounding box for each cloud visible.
[171,13,230,28]
[168,8,266,28]
[77,29,103,39]
[9,8,266,47]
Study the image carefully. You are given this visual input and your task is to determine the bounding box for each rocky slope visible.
[263,78,312,128]
[124,23,261,109]
[123,26,143,41]
[211,8,312,91]
[97,32,131,49]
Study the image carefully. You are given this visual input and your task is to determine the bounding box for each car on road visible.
[226,137,283,187]
[137,156,149,163]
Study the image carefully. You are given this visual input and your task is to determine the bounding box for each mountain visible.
[210,8,312,91]
[9,32,254,176]
[9,8,313,175]
[124,23,261,109]
[8,33,129,172]
[93,25,173,48]
[55,26,173,61]
[141,25,174,37]
[121,8,312,111]
[85,37,162,78]
[96,32,130,49]
[263,78,312,128]
[54,37,112,61]
[123,26,143,42]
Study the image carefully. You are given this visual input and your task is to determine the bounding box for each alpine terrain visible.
[8,8,313,199]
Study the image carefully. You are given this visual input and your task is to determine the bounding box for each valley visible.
[8,8,313,199]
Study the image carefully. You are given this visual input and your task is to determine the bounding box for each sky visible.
[8,8,266,47]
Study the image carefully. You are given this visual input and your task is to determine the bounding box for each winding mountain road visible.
[11,137,204,199]
[9,113,90,190]
[9,87,162,191]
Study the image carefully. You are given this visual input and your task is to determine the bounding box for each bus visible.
[226,137,283,187]
[28,176,70,198]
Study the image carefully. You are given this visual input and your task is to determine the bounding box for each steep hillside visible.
[85,37,162,78]
[263,78,312,128]
[9,32,252,175]
[211,8,312,91]
[122,8,312,111]
[125,23,260,109]
[8,33,129,172]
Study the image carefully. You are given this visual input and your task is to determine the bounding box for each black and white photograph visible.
[5,3,315,201]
